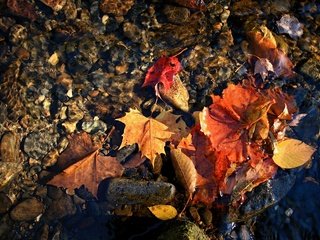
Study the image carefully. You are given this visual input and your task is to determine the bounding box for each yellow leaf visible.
[148,205,177,220]
[156,111,189,145]
[273,138,316,169]
[118,109,173,167]
[170,148,197,197]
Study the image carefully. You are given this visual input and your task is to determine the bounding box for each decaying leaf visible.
[118,109,173,167]
[48,151,124,197]
[273,138,316,169]
[158,75,189,112]
[170,148,197,198]
[254,58,274,80]
[156,111,189,145]
[148,205,178,220]
[247,25,294,77]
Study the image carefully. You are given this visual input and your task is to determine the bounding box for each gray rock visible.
[23,130,59,160]
[10,198,44,221]
[43,193,76,221]
[81,117,108,134]
[123,22,142,43]
[103,178,176,206]
[157,221,210,240]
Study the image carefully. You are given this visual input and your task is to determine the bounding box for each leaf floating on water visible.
[148,205,178,220]
[170,148,197,198]
[273,138,316,169]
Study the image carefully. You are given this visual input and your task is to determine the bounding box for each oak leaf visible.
[48,151,124,197]
[118,109,173,167]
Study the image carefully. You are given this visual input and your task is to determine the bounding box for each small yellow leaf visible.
[273,138,316,169]
[148,205,177,220]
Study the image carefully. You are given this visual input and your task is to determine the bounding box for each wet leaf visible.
[48,151,124,197]
[170,148,197,198]
[247,25,294,77]
[156,111,189,145]
[273,138,316,169]
[118,109,173,167]
[148,205,177,220]
[53,132,100,171]
[254,58,274,80]
[142,55,181,96]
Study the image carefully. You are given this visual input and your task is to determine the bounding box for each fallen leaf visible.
[48,151,124,197]
[170,148,197,198]
[254,58,274,80]
[122,152,147,168]
[158,75,189,112]
[247,25,294,77]
[148,205,177,220]
[199,83,273,163]
[7,0,38,21]
[53,132,100,171]
[142,55,182,96]
[118,109,173,167]
[273,138,316,169]
[156,111,189,145]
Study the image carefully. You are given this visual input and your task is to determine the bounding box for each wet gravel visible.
[0,0,320,239]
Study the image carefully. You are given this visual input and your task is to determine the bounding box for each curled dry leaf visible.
[158,75,189,112]
[273,138,316,169]
[148,205,178,220]
[48,151,124,197]
[156,111,189,145]
[118,109,173,167]
[170,148,197,199]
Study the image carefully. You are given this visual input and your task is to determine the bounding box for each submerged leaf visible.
[118,109,173,167]
[148,205,177,220]
[273,138,316,169]
[48,151,124,197]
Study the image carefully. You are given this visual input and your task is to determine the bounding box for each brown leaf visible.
[53,132,100,171]
[118,108,173,167]
[170,148,197,198]
[122,152,147,169]
[156,111,189,145]
[158,75,189,112]
[48,151,124,197]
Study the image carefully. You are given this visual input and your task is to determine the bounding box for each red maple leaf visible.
[142,55,182,96]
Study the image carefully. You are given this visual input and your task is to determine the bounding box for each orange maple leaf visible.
[117,108,173,167]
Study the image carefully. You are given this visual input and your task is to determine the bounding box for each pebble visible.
[10,198,44,221]
[0,193,12,213]
[100,0,135,16]
[163,5,190,24]
[0,132,19,163]
[47,185,63,200]
[9,24,27,45]
[43,193,76,221]
[123,21,142,43]
[40,0,66,11]
[23,130,59,160]
[103,178,176,206]
[81,116,108,134]
[300,55,320,81]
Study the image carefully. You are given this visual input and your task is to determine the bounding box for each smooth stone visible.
[0,193,12,213]
[102,178,176,206]
[157,221,210,240]
[43,193,76,221]
[10,198,44,221]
